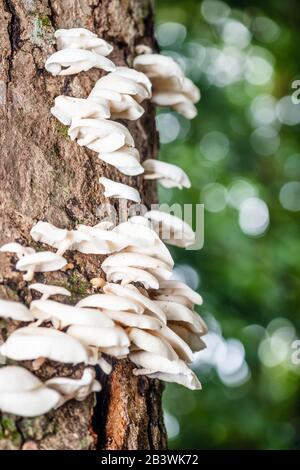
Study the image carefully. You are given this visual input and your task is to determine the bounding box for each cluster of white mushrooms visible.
[0,28,204,418]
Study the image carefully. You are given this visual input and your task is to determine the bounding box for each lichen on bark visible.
[0,0,167,450]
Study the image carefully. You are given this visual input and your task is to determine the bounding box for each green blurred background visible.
[155,0,300,449]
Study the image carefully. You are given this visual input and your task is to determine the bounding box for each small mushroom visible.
[51,95,110,125]
[129,350,200,385]
[46,367,101,404]
[29,283,71,301]
[97,146,143,176]
[16,251,67,281]
[69,118,134,151]
[102,309,162,331]
[169,323,206,353]
[129,328,177,360]
[133,54,184,86]
[104,266,160,289]
[0,299,33,322]
[154,300,207,334]
[30,299,115,329]
[102,252,171,282]
[157,280,203,307]
[0,327,90,364]
[77,293,144,314]
[143,159,191,189]
[45,49,115,76]
[0,242,35,259]
[55,28,113,56]
[145,210,195,247]
[99,177,141,203]
[103,283,166,323]
[0,366,61,417]
[67,324,130,351]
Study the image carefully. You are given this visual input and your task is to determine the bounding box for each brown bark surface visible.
[0,0,167,450]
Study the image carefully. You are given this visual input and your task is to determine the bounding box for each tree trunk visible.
[0,0,167,450]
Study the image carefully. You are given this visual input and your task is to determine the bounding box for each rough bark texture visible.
[0,0,167,450]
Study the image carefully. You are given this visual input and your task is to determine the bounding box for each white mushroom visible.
[129,328,177,360]
[0,242,35,259]
[143,159,191,189]
[0,366,61,417]
[102,252,171,282]
[0,327,90,364]
[77,223,137,253]
[45,49,115,76]
[129,350,201,390]
[104,266,159,289]
[69,118,134,153]
[133,54,184,86]
[102,309,162,331]
[30,299,115,329]
[46,368,101,404]
[0,299,33,322]
[55,28,113,56]
[168,323,206,353]
[29,283,71,301]
[51,95,110,125]
[76,293,144,314]
[154,300,207,334]
[157,280,203,307]
[114,220,174,267]
[99,177,141,203]
[16,251,67,281]
[103,283,166,323]
[97,146,143,176]
[67,324,130,352]
[157,325,194,362]
[145,210,195,247]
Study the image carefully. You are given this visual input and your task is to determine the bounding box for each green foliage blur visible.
[155,0,300,449]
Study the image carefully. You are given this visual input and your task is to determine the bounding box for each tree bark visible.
[0,0,167,450]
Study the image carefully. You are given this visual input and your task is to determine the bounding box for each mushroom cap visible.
[46,368,101,402]
[55,28,113,56]
[145,210,195,247]
[29,283,71,299]
[0,387,61,417]
[133,54,184,85]
[0,365,42,393]
[129,328,177,360]
[157,325,194,362]
[104,266,160,290]
[158,280,203,306]
[30,299,115,329]
[143,159,191,189]
[67,324,130,349]
[99,177,141,203]
[77,223,136,253]
[45,49,115,75]
[103,283,166,323]
[135,369,202,390]
[51,95,110,125]
[129,350,192,375]
[16,251,67,273]
[76,293,144,314]
[169,323,206,353]
[152,76,200,103]
[115,66,152,98]
[102,252,171,272]
[0,327,90,364]
[102,309,162,331]
[0,242,35,258]
[30,221,67,245]
[0,299,33,322]
[69,118,134,153]
[154,300,207,334]
[98,146,143,176]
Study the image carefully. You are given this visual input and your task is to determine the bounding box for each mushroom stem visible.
[24,266,35,282]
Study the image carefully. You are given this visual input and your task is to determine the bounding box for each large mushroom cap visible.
[0,299,33,322]
[0,327,90,364]
[99,177,141,203]
[45,49,115,76]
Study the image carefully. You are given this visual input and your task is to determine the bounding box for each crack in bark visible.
[4,0,20,81]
